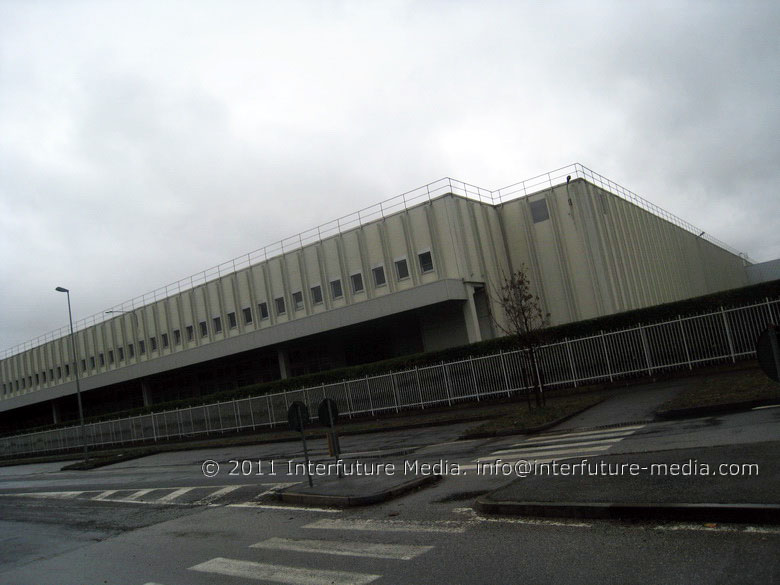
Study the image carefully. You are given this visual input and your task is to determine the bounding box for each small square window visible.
[259,302,269,320]
[161,333,169,348]
[139,340,146,354]
[275,297,286,315]
[186,325,194,341]
[118,347,124,361]
[228,312,237,329]
[128,343,135,358]
[395,259,409,280]
[530,199,550,223]
[200,321,208,337]
[99,353,105,366]
[372,266,386,287]
[418,251,434,273]
[150,336,157,351]
[330,279,343,299]
[351,273,364,293]
[174,329,181,345]
[310,285,323,304]
[213,317,222,333]
[292,291,304,311]
[243,307,253,324]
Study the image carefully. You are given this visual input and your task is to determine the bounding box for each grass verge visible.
[460,391,607,438]
[657,368,780,413]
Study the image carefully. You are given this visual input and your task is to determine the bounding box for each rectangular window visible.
[174,329,181,345]
[139,340,146,354]
[275,297,286,315]
[58,366,63,378]
[99,353,105,366]
[351,273,364,293]
[330,279,343,299]
[418,251,434,273]
[259,302,269,320]
[372,266,386,287]
[21,378,25,389]
[186,325,194,341]
[108,350,114,364]
[65,364,70,376]
[161,333,169,348]
[530,199,550,223]
[213,317,222,333]
[89,357,95,369]
[292,291,304,311]
[395,258,409,280]
[49,368,54,380]
[128,343,135,358]
[35,373,40,384]
[80,359,86,372]
[149,337,157,351]
[243,307,253,324]
[42,371,47,382]
[228,312,237,329]
[200,321,208,337]
[118,347,125,361]
[310,285,323,304]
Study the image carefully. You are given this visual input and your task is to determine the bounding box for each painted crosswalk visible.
[462,424,645,470]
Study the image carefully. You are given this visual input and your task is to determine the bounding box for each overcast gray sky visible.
[1,0,778,351]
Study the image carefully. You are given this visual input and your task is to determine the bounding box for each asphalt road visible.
[1,394,780,584]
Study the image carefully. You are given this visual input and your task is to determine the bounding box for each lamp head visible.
[55,286,69,293]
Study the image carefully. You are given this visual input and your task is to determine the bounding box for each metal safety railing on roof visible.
[1,163,753,360]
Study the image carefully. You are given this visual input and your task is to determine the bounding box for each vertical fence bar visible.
[639,325,653,375]
[565,338,578,386]
[442,362,453,406]
[678,316,693,369]
[469,357,480,401]
[499,350,511,397]
[601,331,613,382]
[721,308,736,363]
[415,367,424,408]
[391,371,400,413]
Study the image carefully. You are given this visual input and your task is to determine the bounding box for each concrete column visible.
[277,348,290,380]
[462,283,483,344]
[51,401,60,424]
[141,379,152,407]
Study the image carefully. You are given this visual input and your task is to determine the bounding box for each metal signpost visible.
[287,401,313,488]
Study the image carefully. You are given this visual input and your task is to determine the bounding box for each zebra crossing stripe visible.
[189,557,380,585]
[510,429,639,448]
[476,445,611,462]
[92,490,119,500]
[193,485,240,504]
[155,487,196,503]
[491,438,624,456]
[251,537,434,560]
[304,518,466,534]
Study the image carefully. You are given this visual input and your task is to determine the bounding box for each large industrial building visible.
[0,164,752,430]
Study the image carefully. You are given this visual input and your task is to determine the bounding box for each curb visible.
[655,399,780,421]
[278,474,442,508]
[474,497,780,524]
[460,396,610,440]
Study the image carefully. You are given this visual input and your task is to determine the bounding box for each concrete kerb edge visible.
[278,474,442,508]
[474,497,780,524]
[655,399,780,421]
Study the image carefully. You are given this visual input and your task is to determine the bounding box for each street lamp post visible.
[55,287,88,462]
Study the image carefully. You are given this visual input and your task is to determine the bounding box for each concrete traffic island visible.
[278,473,442,508]
[476,441,780,524]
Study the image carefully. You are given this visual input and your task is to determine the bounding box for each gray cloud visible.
[1,0,778,350]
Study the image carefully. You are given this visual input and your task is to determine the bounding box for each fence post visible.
[248,396,256,430]
[600,331,613,382]
[441,361,453,406]
[233,399,240,430]
[639,325,653,375]
[366,375,374,415]
[565,338,578,387]
[677,316,693,369]
[345,380,354,417]
[151,414,158,443]
[217,402,224,434]
[266,395,275,427]
[499,350,511,397]
[720,308,736,363]
[391,371,400,412]
[469,356,480,401]
[415,366,424,409]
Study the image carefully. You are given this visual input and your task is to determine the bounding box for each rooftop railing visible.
[1,163,753,360]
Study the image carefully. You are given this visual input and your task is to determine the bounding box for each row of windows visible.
[1,252,436,395]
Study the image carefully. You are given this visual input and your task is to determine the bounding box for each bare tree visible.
[494,265,550,408]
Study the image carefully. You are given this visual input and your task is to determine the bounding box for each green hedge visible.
[9,279,779,435]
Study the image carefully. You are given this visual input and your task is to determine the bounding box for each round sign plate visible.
[287,401,310,432]
[318,398,339,428]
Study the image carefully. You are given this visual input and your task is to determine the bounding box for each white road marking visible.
[252,537,433,560]
[227,503,340,513]
[491,439,622,456]
[753,404,780,410]
[193,485,240,504]
[476,445,611,462]
[452,507,591,528]
[509,431,637,448]
[305,518,467,534]
[189,557,380,585]
[92,490,119,500]
[0,490,84,499]
[123,488,155,501]
[155,487,196,503]
[655,523,780,534]
[524,425,645,441]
